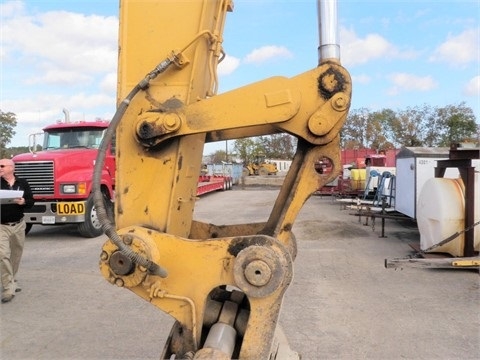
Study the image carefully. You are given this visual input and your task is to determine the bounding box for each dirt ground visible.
[1,187,479,359]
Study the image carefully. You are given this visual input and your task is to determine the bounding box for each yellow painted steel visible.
[100,0,352,358]
[452,259,480,267]
[115,0,232,237]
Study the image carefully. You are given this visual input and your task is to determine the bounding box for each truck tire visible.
[77,194,108,238]
[258,167,269,176]
[25,223,33,235]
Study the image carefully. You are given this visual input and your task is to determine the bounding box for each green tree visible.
[391,105,426,147]
[341,108,394,150]
[340,107,369,148]
[435,102,478,146]
[342,103,478,149]
[233,137,264,164]
[235,103,478,161]
[211,150,227,163]
[386,103,478,148]
[419,105,442,147]
[258,134,296,159]
[2,146,32,159]
[232,135,296,163]
[0,110,17,158]
[367,109,396,150]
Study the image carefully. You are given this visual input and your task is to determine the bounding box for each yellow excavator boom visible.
[94,0,351,358]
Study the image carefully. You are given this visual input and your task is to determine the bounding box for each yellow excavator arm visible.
[93,0,351,358]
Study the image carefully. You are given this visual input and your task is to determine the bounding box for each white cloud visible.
[463,76,480,97]
[26,70,93,86]
[430,28,479,66]
[219,46,292,75]
[218,54,240,76]
[4,93,114,117]
[1,2,118,147]
[387,72,438,95]
[67,93,114,109]
[0,0,25,18]
[1,9,118,78]
[99,72,118,94]
[341,27,393,66]
[244,45,292,64]
[340,27,417,67]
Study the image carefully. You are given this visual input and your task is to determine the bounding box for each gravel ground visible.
[1,187,478,360]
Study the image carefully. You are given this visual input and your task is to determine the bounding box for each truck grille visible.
[14,161,55,196]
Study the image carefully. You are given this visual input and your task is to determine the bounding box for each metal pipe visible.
[317,0,340,63]
[62,108,70,123]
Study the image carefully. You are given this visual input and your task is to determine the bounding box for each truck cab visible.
[12,120,115,238]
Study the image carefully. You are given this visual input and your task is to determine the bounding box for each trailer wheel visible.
[77,194,110,238]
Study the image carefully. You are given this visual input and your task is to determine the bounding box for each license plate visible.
[57,202,86,215]
[42,216,56,224]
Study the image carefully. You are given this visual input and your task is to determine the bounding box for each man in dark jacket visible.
[1,158,34,303]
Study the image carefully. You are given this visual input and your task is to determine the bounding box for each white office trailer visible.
[395,147,459,219]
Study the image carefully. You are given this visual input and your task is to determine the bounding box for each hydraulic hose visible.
[92,58,174,278]
[93,29,216,278]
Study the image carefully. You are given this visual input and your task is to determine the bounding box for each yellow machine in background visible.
[243,155,278,176]
[93,0,351,358]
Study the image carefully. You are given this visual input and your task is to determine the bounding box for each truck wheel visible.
[77,195,105,238]
[25,223,33,235]
[258,167,269,176]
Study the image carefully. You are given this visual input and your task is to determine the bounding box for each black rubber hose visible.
[93,84,168,278]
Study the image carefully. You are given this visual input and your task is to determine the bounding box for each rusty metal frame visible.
[434,146,479,257]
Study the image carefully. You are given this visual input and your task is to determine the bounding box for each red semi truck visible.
[12,118,115,238]
[11,116,234,237]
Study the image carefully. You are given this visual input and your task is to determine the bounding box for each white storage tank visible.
[417,159,479,257]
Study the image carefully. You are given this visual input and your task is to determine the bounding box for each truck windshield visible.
[44,128,106,149]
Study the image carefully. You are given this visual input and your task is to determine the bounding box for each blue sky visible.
[1,0,479,154]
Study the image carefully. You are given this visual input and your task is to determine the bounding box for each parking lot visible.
[1,188,479,359]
